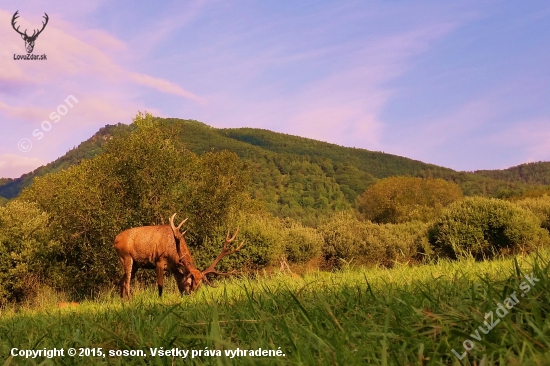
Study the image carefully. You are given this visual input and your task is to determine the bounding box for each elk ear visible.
[21,34,25,40]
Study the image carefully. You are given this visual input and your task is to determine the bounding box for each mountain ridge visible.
[1,118,549,203]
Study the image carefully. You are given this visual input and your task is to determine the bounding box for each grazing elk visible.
[114,214,244,299]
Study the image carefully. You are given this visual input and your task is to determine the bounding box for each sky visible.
[1,0,549,178]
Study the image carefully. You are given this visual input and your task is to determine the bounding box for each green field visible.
[1,252,549,365]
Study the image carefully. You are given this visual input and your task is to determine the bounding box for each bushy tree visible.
[430,197,549,260]
[282,221,323,264]
[319,213,429,268]
[357,177,463,223]
[190,213,324,272]
[516,195,550,232]
[183,150,251,241]
[194,213,283,272]
[19,113,251,297]
[0,201,58,304]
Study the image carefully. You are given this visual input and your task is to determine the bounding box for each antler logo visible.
[12,10,49,54]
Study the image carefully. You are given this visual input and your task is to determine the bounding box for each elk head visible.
[12,11,49,54]
[178,226,245,294]
[169,213,202,294]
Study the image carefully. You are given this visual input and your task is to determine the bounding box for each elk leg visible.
[129,263,138,298]
[119,275,126,299]
[156,264,164,297]
[119,257,133,300]
[131,263,138,280]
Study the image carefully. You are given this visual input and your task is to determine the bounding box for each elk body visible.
[114,214,244,299]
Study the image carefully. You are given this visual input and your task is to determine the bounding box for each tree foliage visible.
[18,113,250,296]
[497,185,550,201]
[357,177,463,223]
[319,213,429,268]
[474,161,550,185]
[430,197,549,260]
[0,201,58,304]
[516,195,550,233]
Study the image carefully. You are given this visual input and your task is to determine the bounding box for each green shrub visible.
[0,201,59,305]
[383,221,431,262]
[430,197,549,260]
[319,213,429,267]
[516,195,550,232]
[191,214,324,274]
[282,220,323,264]
[190,214,284,273]
[356,177,463,224]
[319,213,383,267]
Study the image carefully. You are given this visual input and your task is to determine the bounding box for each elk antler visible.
[11,11,49,39]
[32,13,49,39]
[11,11,26,37]
[169,213,188,259]
[201,228,245,286]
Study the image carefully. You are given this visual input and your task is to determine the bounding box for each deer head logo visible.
[12,11,49,54]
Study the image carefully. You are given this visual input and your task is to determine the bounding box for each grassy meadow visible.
[1,251,549,365]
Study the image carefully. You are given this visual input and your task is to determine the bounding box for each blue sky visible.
[1,0,549,178]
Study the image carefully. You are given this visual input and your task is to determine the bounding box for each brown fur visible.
[114,225,197,299]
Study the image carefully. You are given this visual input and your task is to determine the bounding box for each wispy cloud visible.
[0,9,205,100]
[1,0,549,178]
[216,22,460,150]
[388,99,497,159]
[0,100,51,121]
[127,73,205,104]
[0,5,207,177]
[490,118,550,164]
[0,154,46,178]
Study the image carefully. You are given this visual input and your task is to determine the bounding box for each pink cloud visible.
[0,100,51,121]
[390,99,498,158]
[198,21,460,152]
[61,95,164,128]
[268,23,458,150]
[490,118,550,164]
[0,154,46,178]
[0,5,206,174]
[0,9,204,101]
[289,107,382,148]
[5,94,159,155]
[127,73,206,104]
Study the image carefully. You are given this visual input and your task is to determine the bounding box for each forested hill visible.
[1,118,549,220]
[473,162,550,185]
[0,123,129,199]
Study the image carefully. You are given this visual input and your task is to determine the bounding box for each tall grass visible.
[1,251,549,365]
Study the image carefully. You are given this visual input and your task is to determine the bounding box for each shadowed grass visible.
[1,252,550,365]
